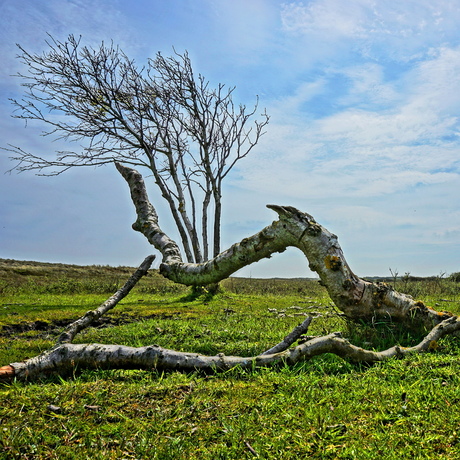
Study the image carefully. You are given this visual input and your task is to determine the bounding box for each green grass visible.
[1,260,460,459]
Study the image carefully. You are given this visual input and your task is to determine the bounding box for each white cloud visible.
[227,29,460,277]
[281,0,460,62]
[2,0,460,277]
[337,63,400,108]
[281,0,368,38]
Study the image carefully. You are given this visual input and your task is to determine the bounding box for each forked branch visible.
[2,315,459,381]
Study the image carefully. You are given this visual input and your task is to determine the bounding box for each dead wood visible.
[1,315,458,381]
[57,255,155,344]
[117,163,452,331]
[1,165,457,382]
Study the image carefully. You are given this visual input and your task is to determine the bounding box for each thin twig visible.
[244,440,258,457]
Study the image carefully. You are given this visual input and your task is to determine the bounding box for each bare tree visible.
[6,35,269,263]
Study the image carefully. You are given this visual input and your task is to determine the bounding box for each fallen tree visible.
[0,163,457,381]
[115,163,452,331]
[2,316,460,381]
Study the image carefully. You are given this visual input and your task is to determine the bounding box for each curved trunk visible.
[116,164,450,331]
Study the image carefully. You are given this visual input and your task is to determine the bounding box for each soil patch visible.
[0,313,173,338]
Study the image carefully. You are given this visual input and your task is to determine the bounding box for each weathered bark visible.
[57,255,155,344]
[2,315,459,381]
[117,163,452,331]
[115,162,183,265]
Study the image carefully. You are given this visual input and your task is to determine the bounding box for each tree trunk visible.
[115,163,451,331]
[202,186,212,261]
[213,191,222,258]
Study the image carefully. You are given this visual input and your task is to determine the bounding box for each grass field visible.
[1,259,460,459]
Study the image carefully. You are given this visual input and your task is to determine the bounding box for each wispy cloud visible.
[281,0,460,61]
[0,0,136,80]
[1,0,459,276]
[226,2,460,276]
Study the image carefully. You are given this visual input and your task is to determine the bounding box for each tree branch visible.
[57,255,155,344]
[115,162,183,265]
[2,315,458,381]
[261,316,313,355]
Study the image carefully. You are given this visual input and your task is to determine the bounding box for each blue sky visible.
[1,0,460,278]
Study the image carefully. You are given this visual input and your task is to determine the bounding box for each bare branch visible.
[2,315,459,381]
[57,255,155,344]
[5,36,268,262]
[262,316,313,355]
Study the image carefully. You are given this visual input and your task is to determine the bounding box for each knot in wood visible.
[342,279,353,290]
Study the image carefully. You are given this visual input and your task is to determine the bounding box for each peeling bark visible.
[2,316,459,381]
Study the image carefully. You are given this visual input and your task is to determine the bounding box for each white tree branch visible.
[57,255,155,344]
[115,162,183,265]
[261,316,313,355]
[2,315,458,381]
